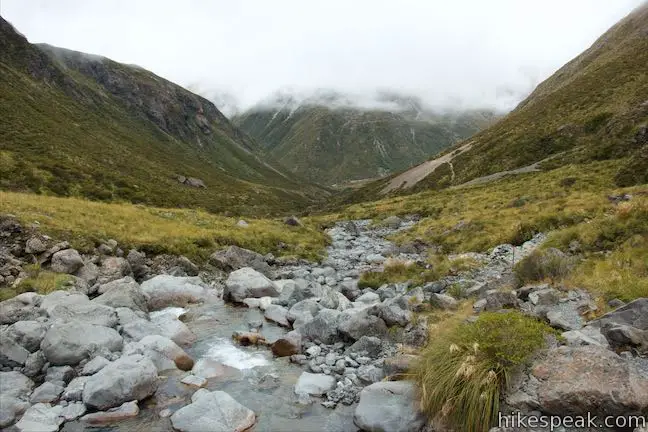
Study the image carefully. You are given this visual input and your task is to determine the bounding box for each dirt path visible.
[380,141,473,194]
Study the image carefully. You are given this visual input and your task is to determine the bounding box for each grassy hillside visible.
[344,4,647,200]
[0,17,326,216]
[234,102,496,185]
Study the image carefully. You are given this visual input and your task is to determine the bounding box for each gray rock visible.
[97,257,132,284]
[295,372,336,396]
[357,365,385,385]
[41,321,123,365]
[562,326,609,348]
[82,356,111,375]
[25,236,48,254]
[271,330,302,357]
[430,293,458,310]
[528,288,561,306]
[125,335,194,372]
[338,310,388,341]
[40,291,88,315]
[49,302,118,327]
[382,215,403,229]
[126,249,149,280]
[0,395,30,428]
[75,262,99,286]
[29,381,64,404]
[0,371,34,399]
[300,309,341,344]
[355,292,381,306]
[354,381,425,432]
[6,320,47,352]
[45,365,75,384]
[264,304,290,327]
[224,268,280,303]
[346,336,383,357]
[592,297,648,339]
[83,354,158,410]
[141,275,211,309]
[62,376,89,401]
[209,245,271,276]
[15,403,64,432]
[287,298,321,327]
[604,325,648,350]
[150,313,196,346]
[23,350,47,377]
[530,345,648,416]
[170,390,256,432]
[60,402,87,421]
[284,215,302,226]
[181,375,207,388]
[0,292,44,324]
[339,280,361,301]
[0,330,30,367]
[474,290,518,312]
[372,296,412,327]
[94,277,149,312]
[50,249,84,274]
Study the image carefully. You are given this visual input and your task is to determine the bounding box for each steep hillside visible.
[233,94,497,185]
[353,3,648,199]
[0,17,326,215]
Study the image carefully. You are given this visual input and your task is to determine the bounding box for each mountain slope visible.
[0,17,326,215]
[233,95,497,185]
[356,3,648,198]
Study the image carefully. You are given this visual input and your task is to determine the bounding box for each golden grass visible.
[0,191,328,261]
[0,264,72,301]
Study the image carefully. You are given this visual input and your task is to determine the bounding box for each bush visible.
[415,311,555,432]
[514,248,575,286]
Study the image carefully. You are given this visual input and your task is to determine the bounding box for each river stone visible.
[96,276,138,295]
[357,365,385,385]
[354,381,425,432]
[75,262,99,286]
[23,350,47,378]
[531,345,648,416]
[0,330,30,367]
[93,278,149,312]
[127,335,194,371]
[6,320,47,352]
[0,371,34,399]
[191,359,238,380]
[430,293,458,310]
[62,376,89,402]
[264,304,290,327]
[170,390,256,432]
[271,330,302,357]
[50,249,84,274]
[287,299,321,326]
[29,381,64,404]
[140,275,210,309]
[83,354,158,410]
[60,402,87,421]
[41,321,123,365]
[209,245,271,276]
[25,236,48,254]
[224,268,280,303]
[45,365,75,384]
[14,403,64,432]
[97,257,132,284]
[300,309,341,344]
[355,292,380,306]
[49,302,118,327]
[82,356,111,375]
[0,395,30,428]
[0,292,44,324]
[81,400,139,425]
[181,375,207,388]
[149,313,196,346]
[371,295,412,327]
[294,372,336,396]
[40,291,89,315]
[338,310,388,341]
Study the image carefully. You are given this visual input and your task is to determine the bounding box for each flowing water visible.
[63,300,356,431]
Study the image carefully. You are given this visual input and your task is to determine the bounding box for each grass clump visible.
[0,191,329,262]
[514,248,576,287]
[1,264,72,301]
[415,311,556,432]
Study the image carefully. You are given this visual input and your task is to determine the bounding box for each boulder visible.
[191,359,238,380]
[94,277,149,312]
[473,290,518,312]
[384,354,419,379]
[354,381,425,432]
[45,365,75,384]
[0,371,34,399]
[382,215,403,229]
[271,330,302,357]
[75,262,99,285]
[140,275,210,309]
[531,345,648,416]
[592,298,648,343]
[50,249,84,274]
[49,302,118,327]
[224,268,280,303]
[62,376,88,402]
[355,292,381,306]
[80,400,139,425]
[97,257,132,284]
[357,365,385,385]
[14,403,64,432]
[284,215,302,226]
[346,336,383,357]
[6,320,47,352]
[149,313,196,346]
[209,245,271,276]
[0,292,44,324]
[126,249,150,280]
[338,310,388,341]
[180,375,207,388]
[25,236,48,254]
[23,350,47,378]
[40,291,88,315]
[0,395,30,428]
[299,308,341,344]
[264,304,290,327]
[339,280,361,301]
[371,296,412,327]
[60,402,87,421]
[294,372,336,396]
[41,321,123,365]
[562,326,609,348]
[29,381,64,404]
[127,335,194,371]
[82,356,111,375]
[83,354,158,410]
[430,293,458,310]
[170,390,256,432]
[287,298,321,327]
[0,331,30,367]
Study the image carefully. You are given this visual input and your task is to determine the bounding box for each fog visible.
[2,0,643,115]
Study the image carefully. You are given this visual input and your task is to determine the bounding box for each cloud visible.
[2,0,643,114]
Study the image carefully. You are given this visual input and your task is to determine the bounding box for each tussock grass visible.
[0,191,328,262]
[0,264,72,301]
[514,248,577,287]
[415,311,556,432]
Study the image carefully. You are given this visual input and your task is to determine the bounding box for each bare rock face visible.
[531,345,648,417]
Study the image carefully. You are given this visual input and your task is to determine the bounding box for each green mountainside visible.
[233,95,497,185]
[0,16,327,216]
[347,3,648,200]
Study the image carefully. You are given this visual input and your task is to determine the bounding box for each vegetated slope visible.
[233,95,497,185]
[0,17,327,215]
[348,3,648,200]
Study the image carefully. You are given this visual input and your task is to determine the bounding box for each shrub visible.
[415,311,555,432]
[514,248,575,286]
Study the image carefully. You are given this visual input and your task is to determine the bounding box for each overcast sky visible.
[2,0,644,114]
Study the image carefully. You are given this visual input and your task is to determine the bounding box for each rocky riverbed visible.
[1,214,647,432]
